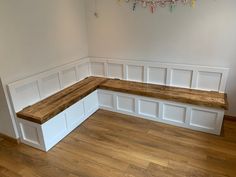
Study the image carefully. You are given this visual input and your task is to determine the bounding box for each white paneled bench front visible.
[98,78,228,135]
[17,92,98,151]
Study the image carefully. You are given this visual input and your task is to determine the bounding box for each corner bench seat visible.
[17,77,107,124]
[16,76,228,151]
[17,76,228,125]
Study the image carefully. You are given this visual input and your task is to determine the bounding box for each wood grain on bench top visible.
[99,79,228,111]
[16,77,108,124]
[16,77,228,124]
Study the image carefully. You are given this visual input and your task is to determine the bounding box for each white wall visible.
[0,0,88,138]
[0,78,16,137]
[86,0,236,116]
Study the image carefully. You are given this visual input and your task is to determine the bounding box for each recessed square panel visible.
[66,101,85,130]
[127,65,143,82]
[148,67,167,85]
[117,96,135,113]
[20,123,40,145]
[190,109,217,130]
[108,63,123,79]
[197,71,222,91]
[91,62,105,76]
[61,67,77,88]
[42,73,61,98]
[98,92,114,109]
[15,81,40,111]
[84,91,99,115]
[171,69,193,88]
[163,104,186,123]
[139,99,158,118]
[77,63,90,80]
[42,112,67,145]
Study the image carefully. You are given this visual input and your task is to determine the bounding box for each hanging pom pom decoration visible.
[142,1,147,8]
[191,0,196,8]
[150,1,157,13]
[170,0,177,13]
[118,0,197,14]
[94,0,99,18]
[133,0,137,11]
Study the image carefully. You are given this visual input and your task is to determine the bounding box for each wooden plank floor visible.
[1,110,236,177]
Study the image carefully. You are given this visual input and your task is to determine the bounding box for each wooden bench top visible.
[16,77,107,124]
[99,79,228,111]
[17,77,228,124]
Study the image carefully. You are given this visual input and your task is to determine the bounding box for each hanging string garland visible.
[118,0,196,13]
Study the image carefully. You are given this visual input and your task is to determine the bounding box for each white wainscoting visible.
[8,57,229,114]
[98,89,224,135]
[8,58,90,113]
[17,91,99,151]
[90,58,229,92]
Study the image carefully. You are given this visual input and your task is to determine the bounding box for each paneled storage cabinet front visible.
[97,90,225,135]
[17,91,99,151]
[16,88,226,151]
